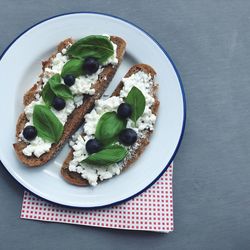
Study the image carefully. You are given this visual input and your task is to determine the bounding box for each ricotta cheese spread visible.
[21,36,118,158]
[68,71,157,186]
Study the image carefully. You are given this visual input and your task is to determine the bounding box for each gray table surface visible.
[1,0,250,249]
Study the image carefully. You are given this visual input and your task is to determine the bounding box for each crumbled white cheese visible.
[68,68,103,96]
[24,97,45,122]
[22,136,51,158]
[43,52,69,83]
[52,53,68,72]
[73,95,84,107]
[69,71,157,186]
[35,93,40,100]
[76,165,99,186]
[121,71,156,131]
[69,134,92,173]
[69,134,122,186]
[24,96,75,126]
[61,48,67,55]
[84,96,123,135]
[51,99,75,125]
[78,164,122,186]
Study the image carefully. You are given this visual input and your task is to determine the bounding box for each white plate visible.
[0,12,185,208]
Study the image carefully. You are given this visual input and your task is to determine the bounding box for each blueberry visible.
[84,57,99,75]
[119,128,137,146]
[63,74,75,86]
[117,103,132,119]
[86,139,102,154]
[52,97,66,111]
[23,126,37,141]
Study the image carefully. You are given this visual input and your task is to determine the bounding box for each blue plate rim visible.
[0,11,186,209]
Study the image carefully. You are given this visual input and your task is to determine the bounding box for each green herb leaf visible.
[33,105,63,143]
[41,74,73,105]
[48,74,73,100]
[66,35,114,64]
[125,86,146,123]
[95,112,126,145]
[61,58,84,78]
[50,83,73,100]
[83,145,127,166]
[41,81,56,106]
[48,73,61,84]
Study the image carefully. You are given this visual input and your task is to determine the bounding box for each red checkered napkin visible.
[20,164,174,233]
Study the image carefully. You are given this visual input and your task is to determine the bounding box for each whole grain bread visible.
[61,64,160,186]
[13,36,126,167]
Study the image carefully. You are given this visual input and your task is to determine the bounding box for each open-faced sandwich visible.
[13,35,126,167]
[61,64,159,186]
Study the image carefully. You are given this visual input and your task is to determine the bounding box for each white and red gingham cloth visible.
[20,164,174,233]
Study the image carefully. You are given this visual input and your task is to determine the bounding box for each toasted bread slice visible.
[13,36,126,167]
[61,64,159,186]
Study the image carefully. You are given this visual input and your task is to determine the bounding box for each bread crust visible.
[61,64,159,186]
[13,36,126,167]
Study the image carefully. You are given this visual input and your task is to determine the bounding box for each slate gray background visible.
[1,0,250,249]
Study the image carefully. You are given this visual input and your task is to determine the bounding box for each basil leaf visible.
[95,112,126,145]
[125,86,146,123]
[61,59,84,78]
[83,145,127,166]
[33,105,63,143]
[66,35,114,64]
[48,74,73,100]
[49,73,61,83]
[41,74,73,105]
[50,83,73,100]
[41,81,55,106]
